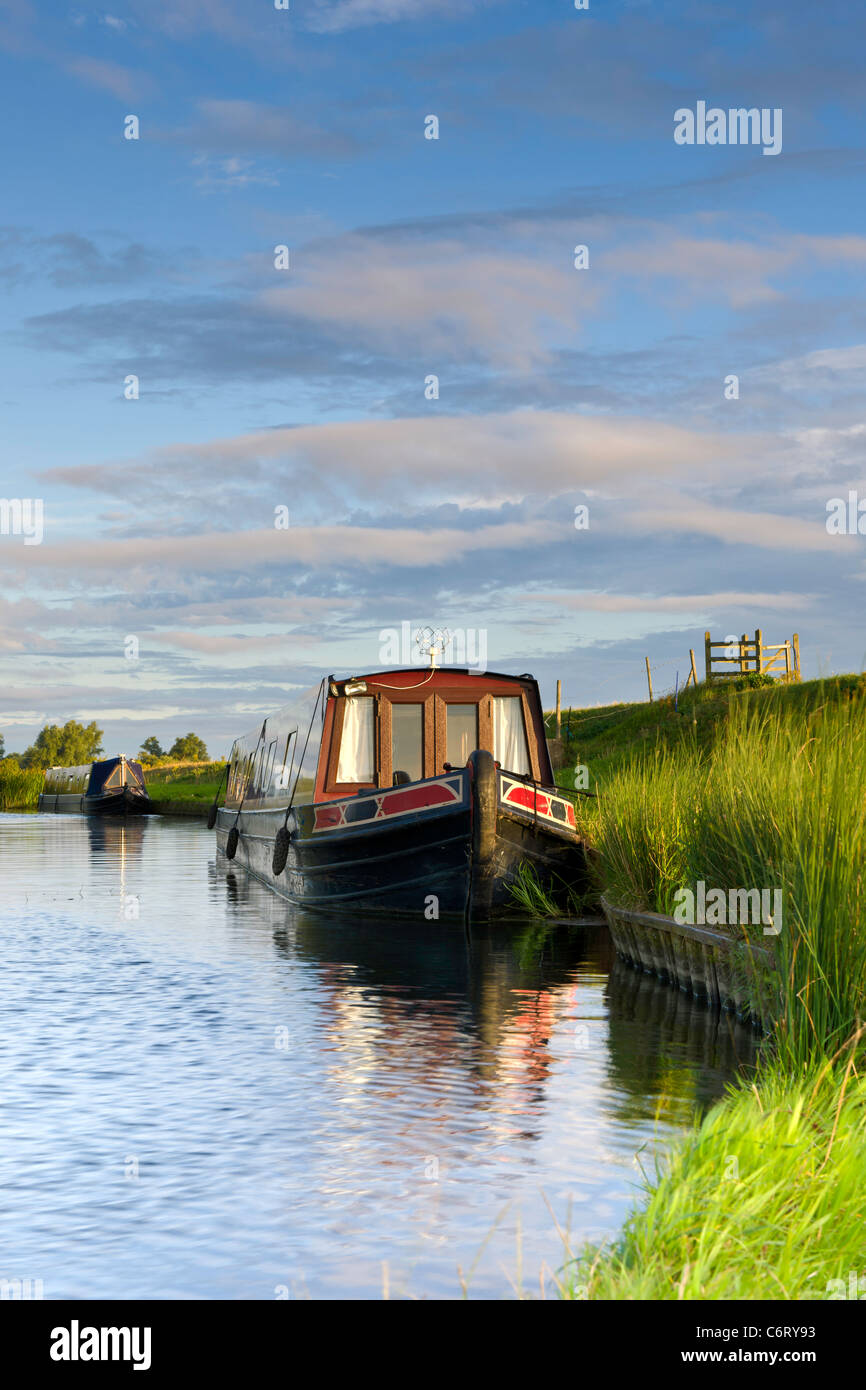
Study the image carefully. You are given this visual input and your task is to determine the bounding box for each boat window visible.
[446,704,478,767]
[103,765,123,790]
[493,696,530,775]
[336,697,375,782]
[391,703,423,783]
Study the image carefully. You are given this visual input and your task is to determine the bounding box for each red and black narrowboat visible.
[214,668,589,922]
[38,756,153,815]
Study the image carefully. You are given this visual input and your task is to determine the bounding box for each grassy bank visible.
[143,760,224,803]
[568,1053,866,1300]
[0,758,225,810]
[552,676,866,1298]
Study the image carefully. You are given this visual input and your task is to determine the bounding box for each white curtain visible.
[337,697,374,782]
[493,696,530,774]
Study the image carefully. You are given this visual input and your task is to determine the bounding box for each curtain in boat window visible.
[493,696,530,775]
[336,697,374,782]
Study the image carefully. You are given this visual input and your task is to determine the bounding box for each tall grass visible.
[0,762,42,810]
[567,1051,866,1300]
[582,690,866,1068]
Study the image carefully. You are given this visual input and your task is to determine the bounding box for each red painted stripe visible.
[381,783,458,816]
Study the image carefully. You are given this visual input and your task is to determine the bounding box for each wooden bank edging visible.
[600,894,777,1032]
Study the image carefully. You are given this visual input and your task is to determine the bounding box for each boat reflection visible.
[217,867,760,1136]
[86,815,148,858]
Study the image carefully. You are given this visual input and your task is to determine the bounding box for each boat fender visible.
[226,825,240,859]
[207,803,218,830]
[272,825,292,876]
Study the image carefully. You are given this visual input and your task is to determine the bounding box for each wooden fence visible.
[704,630,801,684]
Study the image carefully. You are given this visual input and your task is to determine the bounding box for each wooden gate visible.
[704,630,801,684]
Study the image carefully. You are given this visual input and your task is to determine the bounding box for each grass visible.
[567,682,866,1070]
[551,673,865,793]
[543,675,866,1299]
[565,1050,866,1301]
[506,859,598,920]
[142,760,225,803]
[0,760,42,810]
[0,758,227,810]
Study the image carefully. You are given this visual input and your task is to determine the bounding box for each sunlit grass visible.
[551,677,866,1300]
[0,761,42,810]
[564,1051,866,1301]
[580,687,866,1068]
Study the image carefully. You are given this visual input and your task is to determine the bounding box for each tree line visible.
[0,721,209,769]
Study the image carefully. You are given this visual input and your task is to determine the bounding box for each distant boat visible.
[214,666,590,922]
[38,756,154,815]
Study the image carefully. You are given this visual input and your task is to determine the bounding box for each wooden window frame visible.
[324,694,381,794]
[382,695,429,785]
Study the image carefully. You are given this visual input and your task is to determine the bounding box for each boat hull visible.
[215,752,589,922]
[38,787,154,815]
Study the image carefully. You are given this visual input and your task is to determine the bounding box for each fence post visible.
[704,631,712,683]
[740,633,748,674]
[793,633,801,680]
[755,628,763,675]
[645,657,653,702]
[555,679,561,738]
[689,648,698,688]
[784,643,791,679]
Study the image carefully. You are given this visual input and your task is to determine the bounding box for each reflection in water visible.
[0,814,762,1299]
[85,814,147,860]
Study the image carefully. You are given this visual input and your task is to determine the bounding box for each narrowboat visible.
[214,667,590,922]
[38,756,153,815]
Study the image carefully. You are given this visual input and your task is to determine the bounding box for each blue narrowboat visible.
[38,756,153,815]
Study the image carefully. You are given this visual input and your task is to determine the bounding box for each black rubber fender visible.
[272,825,291,876]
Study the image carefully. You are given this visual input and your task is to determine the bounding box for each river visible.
[0,812,760,1299]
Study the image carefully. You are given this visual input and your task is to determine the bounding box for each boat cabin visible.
[315,669,553,800]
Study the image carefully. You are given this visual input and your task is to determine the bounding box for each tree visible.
[22,720,103,769]
[139,736,164,762]
[0,732,4,759]
[169,732,208,762]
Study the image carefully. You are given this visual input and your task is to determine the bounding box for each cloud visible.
[161,99,361,160]
[0,227,171,289]
[0,519,562,579]
[304,0,491,33]
[63,55,144,100]
[258,236,595,368]
[606,233,866,308]
[526,591,814,614]
[47,410,753,510]
[632,498,849,553]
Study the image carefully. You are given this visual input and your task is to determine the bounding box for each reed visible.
[582,688,866,1066]
[0,761,42,810]
[557,683,866,1300]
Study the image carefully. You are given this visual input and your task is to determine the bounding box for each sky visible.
[1,0,865,758]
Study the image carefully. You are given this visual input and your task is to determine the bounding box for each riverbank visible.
[0,758,224,813]
[553,676,866,1299]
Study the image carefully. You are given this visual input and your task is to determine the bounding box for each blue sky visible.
[1,0,865,757]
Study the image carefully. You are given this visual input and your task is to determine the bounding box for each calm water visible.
[0,812,760,1299]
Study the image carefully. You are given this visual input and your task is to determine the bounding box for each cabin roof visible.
[329,668,538,686]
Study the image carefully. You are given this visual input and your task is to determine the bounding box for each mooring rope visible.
[225,719,267,860]
[272,677,326,876]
